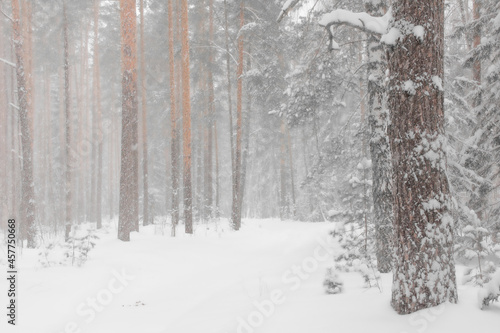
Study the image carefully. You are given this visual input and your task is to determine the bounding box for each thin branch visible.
[277,0,302,23]
[0,57,16,68]
[0,7,13,22]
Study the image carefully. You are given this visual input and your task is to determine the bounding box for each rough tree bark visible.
[387,0,458,314]
[118,0,139,241]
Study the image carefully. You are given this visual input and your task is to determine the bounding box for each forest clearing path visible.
[2,219,498,333]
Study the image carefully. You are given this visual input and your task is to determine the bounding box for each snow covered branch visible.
[318,9,391,50]
[277,0,302,23]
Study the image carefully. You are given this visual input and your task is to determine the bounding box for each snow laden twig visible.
[318,9,391,51]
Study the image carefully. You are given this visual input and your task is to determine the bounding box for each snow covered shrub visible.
[64,227,99,267]
[478,270,500,309]
[38,225,99,268]
[323,267,343,294]
[456,210,500,286]
[331,223,381,290]
[38,242,64,268]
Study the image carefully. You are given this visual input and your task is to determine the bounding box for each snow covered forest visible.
[0,0,499,332]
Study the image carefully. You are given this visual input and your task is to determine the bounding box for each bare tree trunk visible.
[224,0,235,197]
[13,0,36,247]
[181,0,193,234]
[168,0,180,236]
[94,0,103,229]
[62,1,72,242]
[205,0,215,219]
[239,76,251,220]
[139,0,149,227]
[286,124,296,218]
[214,121,220,218]
[388,0,457,314]
[118,0,139,241]
[231,1,244,230]
[365,0,393,273]
[279,119,288,220]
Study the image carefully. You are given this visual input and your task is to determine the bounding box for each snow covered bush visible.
[323,267,343,294]
[38,225,99,267]
[478,270,500,309]
[455,209,500,286]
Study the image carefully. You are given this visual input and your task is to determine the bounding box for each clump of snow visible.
[402,80,416,95]
[432,76,444,91]
[413,25,425,41]
[381,27,401,45]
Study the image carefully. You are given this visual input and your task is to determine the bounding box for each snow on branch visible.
[319,9,391,35]
[318,8,391,50]
[277,0,302,23]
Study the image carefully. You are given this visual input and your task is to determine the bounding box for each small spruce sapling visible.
[456,210,499,286]
[323,267,344,294]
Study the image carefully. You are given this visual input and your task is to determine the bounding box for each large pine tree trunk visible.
[180,0,193,234]
[387,0,457,314]
[365,0,394,273]
[118,0,139,241]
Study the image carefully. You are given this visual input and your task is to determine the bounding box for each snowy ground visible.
[1,218,498,333]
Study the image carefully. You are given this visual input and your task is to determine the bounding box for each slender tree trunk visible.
[224,0,235,194]
[365,0,393,273]
[214,121,220,218]
[168,0,180,236]
[239,76,251,220]
[180,0,193,234]
[286,124,296,218]
[279,119,288,220]
[205,0,215,219]
[13,0,36,247]
[139,0,149,226]
[94,0,103,229]
[62,1,72,242]
[118,0,139,241]
[231,1,244,230]
[388,0,457,314]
